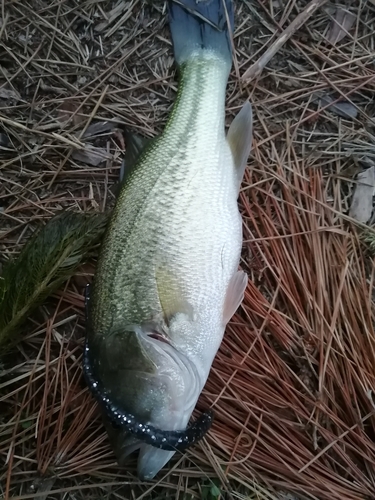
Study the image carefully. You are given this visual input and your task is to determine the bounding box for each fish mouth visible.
[82,339,213,452]
[146,330,170,344]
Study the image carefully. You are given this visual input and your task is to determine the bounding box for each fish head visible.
[85,319,209,479]
[89,320,202,432]
[86,259,216,477]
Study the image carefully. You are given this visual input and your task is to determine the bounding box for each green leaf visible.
[200,479,222,500]
[210,485,221,498]
[21,420,33,429]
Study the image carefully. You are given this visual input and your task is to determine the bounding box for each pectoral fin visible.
[223,270,248,325]
[155,265,193,323]
[227,101,253,191]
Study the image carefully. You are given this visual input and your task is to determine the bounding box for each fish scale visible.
[84,0,253,481]
[94,58,234,336]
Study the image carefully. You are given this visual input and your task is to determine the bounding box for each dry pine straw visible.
[1,1,375,499]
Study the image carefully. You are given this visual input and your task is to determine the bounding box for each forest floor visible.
[1,1,375,499]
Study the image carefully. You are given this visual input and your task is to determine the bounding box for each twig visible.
[242,0,329,81]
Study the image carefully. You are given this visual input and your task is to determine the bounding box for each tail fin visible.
[168,0,234,66]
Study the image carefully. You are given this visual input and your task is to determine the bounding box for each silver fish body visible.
[84,0,253,480]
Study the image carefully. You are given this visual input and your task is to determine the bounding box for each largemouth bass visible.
[83,0,253,480]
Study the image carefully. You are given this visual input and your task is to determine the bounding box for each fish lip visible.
[82,339,214,452]
[146,329,171,344]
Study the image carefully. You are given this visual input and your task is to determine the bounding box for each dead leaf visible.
[57,100,86,126]
[31,477,57,500]
[0,87,21,101]
[113,128,125,150]
[0,132,10,147]
[319,94,358,119]
[80,121,117,139]
[327,8,356,45]
[72,145,111,166]
[272,0,282,9]
[95,1,127,33]
[349,166,375,223]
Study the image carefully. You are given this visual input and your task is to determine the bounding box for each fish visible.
[83,0,253,481]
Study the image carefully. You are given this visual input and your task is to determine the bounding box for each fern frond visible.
[0,211,108,351]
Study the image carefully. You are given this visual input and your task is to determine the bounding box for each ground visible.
[1,1,375,500]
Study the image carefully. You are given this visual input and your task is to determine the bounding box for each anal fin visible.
[120,131,153,182]
[223,270,248,325]
[155,265,193,323]
[227,101,253,191]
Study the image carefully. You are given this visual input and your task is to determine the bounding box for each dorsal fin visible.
[223,270,248,325]
[227,101,253,191]
[120,131,153,182]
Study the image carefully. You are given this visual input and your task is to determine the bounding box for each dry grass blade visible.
[1,1,375,499]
